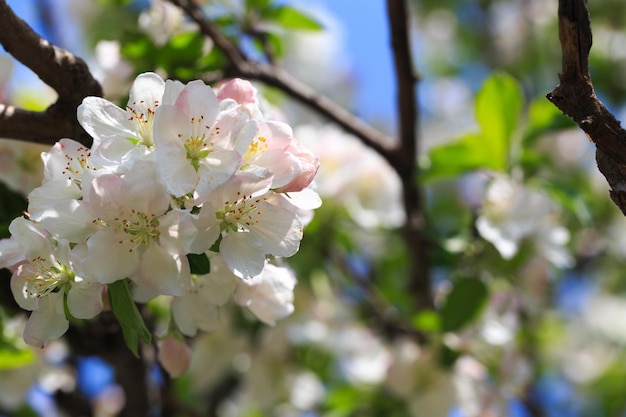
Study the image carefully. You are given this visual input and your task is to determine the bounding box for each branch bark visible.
[169,0,433,311]
[167,0,397,169]
[386,0,432,310]
[547,0,626,215]
[0,0,101,146]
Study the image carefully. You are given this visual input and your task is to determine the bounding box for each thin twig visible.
[167,0,398,168]
[386,0,432,310]
[547,0,626,215]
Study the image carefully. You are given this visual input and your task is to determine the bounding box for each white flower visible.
[78,160,193,295]
[171,254,236,336]
[476,175,573,267]
[234,263,297,325]
[153,79,243,199]
[192,171,304,279]
[295,124,404,229]
[5,218,104,348]
[28,139,101,242]
[78,72,165,167]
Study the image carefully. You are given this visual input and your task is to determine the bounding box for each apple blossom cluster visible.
[0,72,320,349]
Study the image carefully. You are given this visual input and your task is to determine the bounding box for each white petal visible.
[81,231,140,283]
[136,245,190,296]
[252,202,303,257]
[67,281,104,319]
[23,292,69,348]
[220,232,265,279]
[78,97,136,146]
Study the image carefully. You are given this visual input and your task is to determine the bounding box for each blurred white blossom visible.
[476,174,573,267]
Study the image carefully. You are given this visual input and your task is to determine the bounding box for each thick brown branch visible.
[0,104,81,145]
[547,0,626,215]
[0,0,101,146]
[387,0,431,310]
[167,0,397,168]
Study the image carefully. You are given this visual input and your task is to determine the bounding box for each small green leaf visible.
[262,6,324,31]
[423,132,506,181]
[475,72,523,147]
[187,253,211,275]
[423,73,523,182]
[411,310,440,332]
[440,278,488,333]
[108,279,152,358]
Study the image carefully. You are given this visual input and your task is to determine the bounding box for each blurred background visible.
[2,1,626,416]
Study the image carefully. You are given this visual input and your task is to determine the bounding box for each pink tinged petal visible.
[219,232,265,279]
[78,97,136,146]
[67,281,104,319]
[252,149,301,188]
[157,335,191,378]
[217,78,257,105]
[23,292,69,348]
[82,231,140,284]
[251,202,304,257]
[276,146,320,193]
[136,245,190,296]
[174,80,219,123]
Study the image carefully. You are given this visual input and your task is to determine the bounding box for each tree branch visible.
[0,0,101,146]
[547,0,626,215]
[387,0,432,310]
[167,0,397,168]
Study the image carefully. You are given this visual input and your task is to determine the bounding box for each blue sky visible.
[2,0,397,127]
[304,0,396,125]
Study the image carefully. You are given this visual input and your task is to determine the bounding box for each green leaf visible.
[0,345,36,370]
[440,278,488,332]
[187,253,211,275]
[262,6,324,31]
[411,310,441,332]
[245,0,272,10]
[422,73,523,181]
[108,279,152,358]
[475,72,523,147]
[422,132,506,181]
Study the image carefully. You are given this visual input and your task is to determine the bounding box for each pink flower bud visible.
[217,78,257,105]
[277,141,320,193]
[157,335,191,378]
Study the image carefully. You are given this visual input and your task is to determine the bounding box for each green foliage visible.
[259,5,324,31]
[440,278,488,333]
[187,253,211,275]
[108,279,152,357]
[423,72,523,181]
